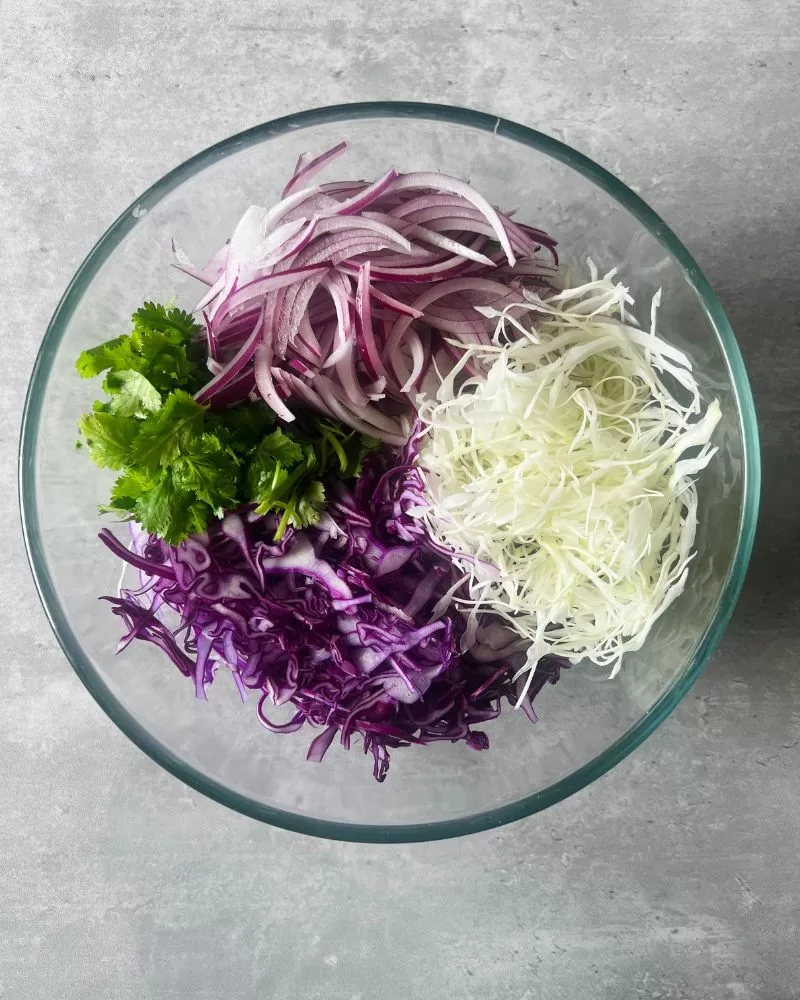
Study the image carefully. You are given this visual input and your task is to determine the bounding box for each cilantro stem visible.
[274,505,293,540]
[321,427,348,473]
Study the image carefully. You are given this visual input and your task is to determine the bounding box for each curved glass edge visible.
[19,101,761,843]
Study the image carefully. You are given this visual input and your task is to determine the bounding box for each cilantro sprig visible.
[76,303,378,544]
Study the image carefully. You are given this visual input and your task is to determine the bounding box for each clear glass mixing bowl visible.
[19,103,759,842]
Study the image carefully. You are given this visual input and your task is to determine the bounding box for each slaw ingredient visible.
[174,143,558,442]
[77,303,377,544]
[415,266,721,689]
[102,445,567,780]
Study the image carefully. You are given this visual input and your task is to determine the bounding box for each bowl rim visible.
[18,100,761,843]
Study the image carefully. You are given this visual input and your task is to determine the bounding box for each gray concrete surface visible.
[1,1,799,997]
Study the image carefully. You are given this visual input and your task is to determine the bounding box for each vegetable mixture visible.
[77,143,718,780]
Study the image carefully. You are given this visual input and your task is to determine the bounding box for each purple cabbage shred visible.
[100,448,566,781]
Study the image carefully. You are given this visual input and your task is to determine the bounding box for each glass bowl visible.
[19,102,760,842]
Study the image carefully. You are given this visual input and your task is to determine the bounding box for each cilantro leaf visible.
[102,463,221,545]
[247,431,310,513]
[211,405,276,455]
[132,302,199,344]
[133,474,209,544]
[132,391,208,468]
[249,458,292,514]
[294,479,326,526]
[248,432,331,538]
[76,304,204,395]
[171,433,241,512]
[294,412,379,478]
[259,428,305,467]
[103,467,159,514]
[78,411,139,470]
[128,332,203,395]
[105,370,163,417]
[76,336,140,379]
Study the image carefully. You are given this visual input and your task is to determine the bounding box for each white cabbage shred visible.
[415,265,721,695]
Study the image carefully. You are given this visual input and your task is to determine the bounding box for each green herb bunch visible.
[76,303,377,544]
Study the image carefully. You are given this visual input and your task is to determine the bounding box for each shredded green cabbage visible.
[415,264,721,694]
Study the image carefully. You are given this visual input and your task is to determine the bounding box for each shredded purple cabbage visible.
[101,448,566,780]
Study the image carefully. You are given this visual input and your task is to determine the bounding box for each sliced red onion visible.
[361,211,495,266]
[363,248,450,269]
[254,217,320,270]
[354,263,388,382]
[341,256,481,283]
[173,260,215,285]
[383,175,516,265]
[201,310,220,362]
[319,180,369,195]
[402,208,536,259]
[335,346,370,409]
[250,217,308,268]
[395,326,428,394]
[211,264,330,330]
[194,314,264,405]
[314,374,408,448]
[292,232,412,268]
[311,214,416,254]
[281,371,337,418]
[389,193,478,218]
[282,141,347,197]
[404,210,496,236]
[295,314,323,362]
[254,341,295,422]
[367,285,424,319]
[391,197,543,259]
[320,271,356,369]
[178,143,557,435]
[311,373,405,437]
[318,169,398,217]
[170,239,194,268]
[270,271,333,358]
[383,277,521,387]
[260,184,323,234]
[170,240,220,287]
[208,369,256,409]
[195,271,227,313]
[317,274,370,408]
[402,224,495,266]
[363,376,387,401]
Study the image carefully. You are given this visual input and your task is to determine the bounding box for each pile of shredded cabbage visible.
[415,264,721,693]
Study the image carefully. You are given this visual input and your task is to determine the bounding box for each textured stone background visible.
[1,1,799,997]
